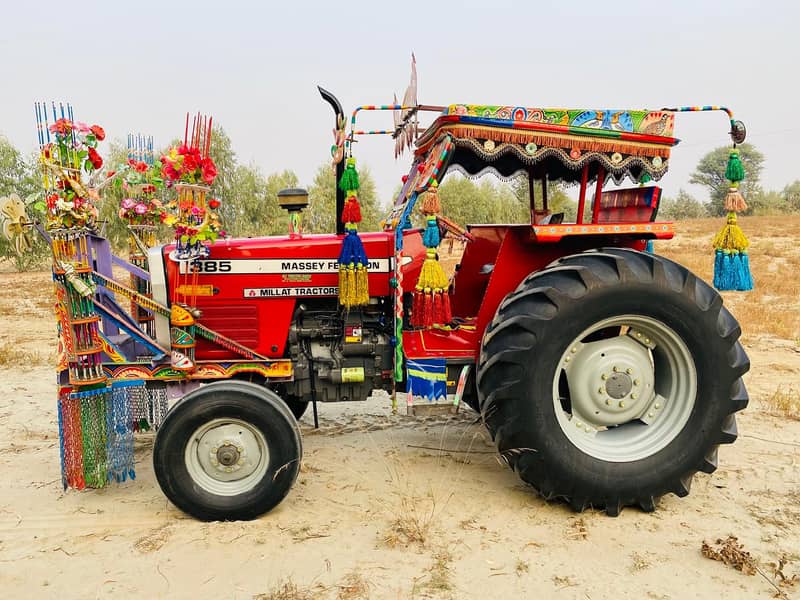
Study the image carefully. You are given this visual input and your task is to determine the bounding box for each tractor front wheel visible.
[153,380,302,521]
[477,248,749,515]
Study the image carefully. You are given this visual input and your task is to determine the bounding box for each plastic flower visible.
[121,198,136,210]
[135,161,148,173]
[74,121,91,134]
[87,147,103,170]
[90,125,105,141]
[49,118,73,136]
[201,157,217,184]
[208,198,220,209]
[134,203,148,215]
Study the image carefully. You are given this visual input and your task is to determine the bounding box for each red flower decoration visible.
[49,118,73,136]
[201,157,217,184]
[135,161,148,173]
[208,198,221,209]
[90,125,105,141]
[87,147,103,169]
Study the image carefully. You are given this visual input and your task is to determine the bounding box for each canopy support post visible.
[576,165,589,224]
[592,166,605,224]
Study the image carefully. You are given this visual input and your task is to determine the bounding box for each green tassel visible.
[639,172,651,185]
[725,149,745,183]
[338,157,360,193]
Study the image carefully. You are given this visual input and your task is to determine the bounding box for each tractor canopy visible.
[407,105,679,198]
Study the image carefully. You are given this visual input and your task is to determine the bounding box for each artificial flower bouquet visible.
[37,119,106,229]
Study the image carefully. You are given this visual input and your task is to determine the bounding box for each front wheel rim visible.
[552,315,697,462]
[185,418,270,496]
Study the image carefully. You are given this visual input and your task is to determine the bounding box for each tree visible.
[510,176,577,222]
[307,162,382,233]
[690,143,764,216]
[0,137,50,270]
[435,176,529,225]
[782,180,800,213]
[658,189,708,220]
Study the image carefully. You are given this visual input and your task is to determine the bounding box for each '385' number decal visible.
[192,260,232,273]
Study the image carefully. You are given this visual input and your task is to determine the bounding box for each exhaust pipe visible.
[317,86,345,236]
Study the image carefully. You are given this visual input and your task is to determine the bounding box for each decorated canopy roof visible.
[413,104,680,187]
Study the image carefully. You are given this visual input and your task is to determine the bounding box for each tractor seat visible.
[596,186,661,223]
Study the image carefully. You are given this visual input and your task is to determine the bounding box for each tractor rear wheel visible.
[153,380,302,521]
[477,248,749,515]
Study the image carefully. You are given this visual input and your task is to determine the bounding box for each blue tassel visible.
[339,227,367,267]
[714,250,737,291]
[713,249,724,290]
[738,251,754,291]
[644,240,654,254]
[730,251,744,291]
[422,217,440,248]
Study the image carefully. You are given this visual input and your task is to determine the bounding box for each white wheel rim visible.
[552,315,697,462]
[184,418,270,496]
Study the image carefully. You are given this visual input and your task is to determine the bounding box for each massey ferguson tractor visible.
[21,87,750,521]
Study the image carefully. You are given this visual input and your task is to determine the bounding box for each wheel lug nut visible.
[618,401,625,408]
[601,374,608,380]
[565,356,571,362]
[654,403,661,409]
[576,421,583,428]
[605,399,611,406]
[598,387,605,394]
[630,393,637,400]
[626,368,632,374]
[613,366,619,373]
[634,379,640,386]
[645,338,651,344]
[571,347,577,353]
[648,412,654,418]
[584,426,591,433]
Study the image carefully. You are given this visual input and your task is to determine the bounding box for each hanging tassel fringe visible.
[338,227,369,308]
[422,217,440,247]
[725,150,745,182]
[338,157,360,193]
[712,212,749,251]
[420,186,441,214]
[724,187,748,212]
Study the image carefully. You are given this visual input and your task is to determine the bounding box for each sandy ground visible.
[1,270,800,599]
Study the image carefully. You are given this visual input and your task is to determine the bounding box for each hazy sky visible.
[2,0,796,206]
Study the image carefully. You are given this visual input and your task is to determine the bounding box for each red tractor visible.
[141,90,750,521]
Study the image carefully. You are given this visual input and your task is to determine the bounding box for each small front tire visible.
[153,380,302,521]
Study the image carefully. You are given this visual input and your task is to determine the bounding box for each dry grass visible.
[414,548,454,596]
[658,215,800,342]
[383,489,441,549]
[253,579,321,600]
[0,341,47,367]
[336,572,370,600]
[762,387,800,421]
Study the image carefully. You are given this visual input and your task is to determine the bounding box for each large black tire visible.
[477,248,749,516]
[153,380,302,521]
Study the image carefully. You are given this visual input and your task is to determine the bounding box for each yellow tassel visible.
[724,188,748,213]
[712,212,749,251]
[417,249,449,290]
[355,264,370,305]
[338,266,350,307]
[345,265,357,307]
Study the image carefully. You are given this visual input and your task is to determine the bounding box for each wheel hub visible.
[564,335,656,428]
[216,444,241,467]
[187,420,268,490]
[606,372,632,399]
[553,315,698,463]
